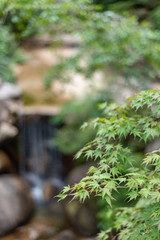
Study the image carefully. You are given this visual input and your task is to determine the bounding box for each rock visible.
[0,101,10,122]
[43,181,58,201]
[64,201,97,237]
[50,201,65,216]
[0,151,13,173]
[17,222,55,240]
[0,100,19,126]
[0,122,18,142]
[0,98,19,143]
[0,81,21,144]
[0,222,55,240]
[0,175,34,235]
[145,138,160,153]
[31,205,65,234]
[0,79,22,100]
[66,163,92,186]
[54,230,77,240]
[43,178,63,201]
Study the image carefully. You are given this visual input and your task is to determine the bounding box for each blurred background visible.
[0,0,160,239]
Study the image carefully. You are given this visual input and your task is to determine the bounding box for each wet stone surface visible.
[0,204,98,240]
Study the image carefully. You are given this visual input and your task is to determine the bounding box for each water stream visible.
[18,114,63,202]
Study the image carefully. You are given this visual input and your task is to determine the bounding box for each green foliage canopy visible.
[73,15,159,80]
[42,2,160,89]
[0,23,23,82]
[1,0,160,87]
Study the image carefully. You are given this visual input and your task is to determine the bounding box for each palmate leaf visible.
[127,190,138,201]
[75,150,83,159]
[57,193,68,201]
[139,188,150,198]
[94,150,103,159]
[62,185,71,193]
[102,187,112,199]
[118,125,128,137]
[98,229,110,240]
[109,157,117,165]
[80,121,89,129]
[132,128,142,138]
[117,177,127,183]
[85,150,94,159]
[126,178,139,191]
[110,167,120,177]
[88,166,97,174]
[79,189,90,202]
[143,153,160,165]
[144,128,159,141]
[89,180,100,193]
[104,195,112,207]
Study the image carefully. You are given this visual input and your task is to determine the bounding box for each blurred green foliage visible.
[0,23,25,82]
[0,0,98,39]
[1,0,160,86]
[41,0,160,89]
[1,0,160,87]
[151,6,160,30]
[46,12,160,89]
[53,91,112,155]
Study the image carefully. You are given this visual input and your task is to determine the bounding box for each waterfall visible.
[18,114,63,202]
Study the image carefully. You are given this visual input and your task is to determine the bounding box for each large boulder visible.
[0,175,34,236]
[0,151,14,173]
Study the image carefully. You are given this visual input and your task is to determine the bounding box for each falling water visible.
[18,114,63,202]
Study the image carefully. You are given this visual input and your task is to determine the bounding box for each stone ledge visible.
[16,105,60,116]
